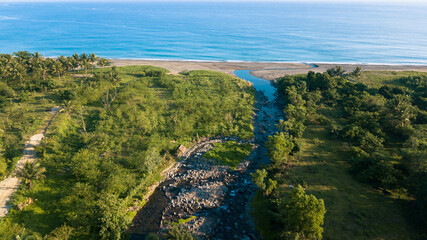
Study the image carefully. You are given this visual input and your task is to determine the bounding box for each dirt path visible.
[0,106,61,217]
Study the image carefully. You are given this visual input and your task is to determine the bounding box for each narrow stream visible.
[129,70,284,239]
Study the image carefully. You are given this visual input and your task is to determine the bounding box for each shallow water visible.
[234,70,276,102]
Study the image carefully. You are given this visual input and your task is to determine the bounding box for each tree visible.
[15,161,46,189]
[326,65,346,77]
[71,53,81,72]
[0,60,9,81]
[278,119,306,138]
[13,51,32,63]
[284,104,307,122]
[51,61,63,80]
[9,61,25,86]
[107,66,120,84]
[37,60,50,81]
[89,53,99,73]
[251,169,267,191]
[352,66,362,77]
[46,224,74,240]
[57,55,70,73]
[97,58,111,67]
[68,56,79,71]
[30,52,43,72]
[267,132,295,164]
[277,185,326,239]
[80,53,89,74]
[386,95,416,130]
[96,193,128,240]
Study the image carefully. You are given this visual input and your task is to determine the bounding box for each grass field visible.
[203,141,253,169]
[355,71,427,87]
[253,70,426,240]
[288,123,416,239]
[252,122,418,239]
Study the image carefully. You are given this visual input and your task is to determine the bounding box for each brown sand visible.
[110,59,427,80]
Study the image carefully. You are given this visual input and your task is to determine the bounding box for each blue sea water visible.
[0,2,426,64]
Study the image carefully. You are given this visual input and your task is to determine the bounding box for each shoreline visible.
[109,59,427,80]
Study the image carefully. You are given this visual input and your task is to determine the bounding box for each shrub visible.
[276,185,326,239]
[350,156,398,189]
[267,132,295,164]
[167,225,195,240]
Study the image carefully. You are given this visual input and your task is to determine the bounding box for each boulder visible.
[176,144,187,157]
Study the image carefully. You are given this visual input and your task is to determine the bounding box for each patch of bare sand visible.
[110,59,427,80]
[0,107,60,217]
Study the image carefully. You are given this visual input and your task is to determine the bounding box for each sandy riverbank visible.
[110,59,427,80]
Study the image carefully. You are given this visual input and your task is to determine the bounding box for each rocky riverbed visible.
[129,71,284,239]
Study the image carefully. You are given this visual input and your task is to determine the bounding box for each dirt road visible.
[0,106,60,217]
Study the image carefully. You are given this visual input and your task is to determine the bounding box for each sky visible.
[0,0,425,2]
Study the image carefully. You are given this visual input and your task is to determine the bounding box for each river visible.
[128,70,284,239]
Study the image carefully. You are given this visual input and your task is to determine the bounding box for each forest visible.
[1,51,426,240]
[252,67,426,239]
[0,51,254,239]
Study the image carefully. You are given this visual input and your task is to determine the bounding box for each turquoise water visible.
[234,70,276,101]
[0,2,426,64]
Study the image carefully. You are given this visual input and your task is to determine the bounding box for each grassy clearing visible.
[354,70,427,87]
[254,120,418,239]
[203,141,253,169]
[286,123,415,239]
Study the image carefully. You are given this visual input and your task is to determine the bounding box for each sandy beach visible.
[110,59,427,80]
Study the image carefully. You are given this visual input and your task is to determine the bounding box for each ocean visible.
[0,2,426,64]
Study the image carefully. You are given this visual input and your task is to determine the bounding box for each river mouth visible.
[129,70,283,239]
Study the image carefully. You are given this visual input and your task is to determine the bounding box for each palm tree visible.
[30,52,43,70]
[10,61,25,86]
[89,53,99,73]
[80,53,89,74]
[38,60,49,81]
[327,65,346,77]
[1,54,13,65]
[15,161,46,189]
[352,66,362,77]
[0,60,9,81]
[97,58,111,67]
[51,61,63,80]
[72,53,81,72]
[68,56,78,72]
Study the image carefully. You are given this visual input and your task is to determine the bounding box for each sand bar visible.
[110,59,427,80]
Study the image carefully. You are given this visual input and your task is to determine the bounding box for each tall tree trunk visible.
[79,106,87,133]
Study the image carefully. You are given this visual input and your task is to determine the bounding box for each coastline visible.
[109,59,427,80]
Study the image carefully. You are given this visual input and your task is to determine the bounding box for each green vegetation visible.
[175,216,197,225]
[15,162,46,189]
[166,224,195,240]
[203,141,253,169]
[0,51,254,239]
[253,67,426,239]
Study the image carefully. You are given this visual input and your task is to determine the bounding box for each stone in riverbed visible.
[176,144,187,157]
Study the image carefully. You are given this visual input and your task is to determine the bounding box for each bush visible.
[278,119,306,138]
[276,185,326,239]
[0,157,7,177]
[267,132,295,164]
[350,156,398,189]
[167,224,195,240]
